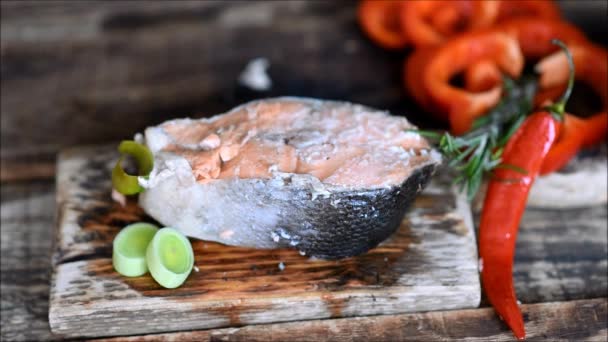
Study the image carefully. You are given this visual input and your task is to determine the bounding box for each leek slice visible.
[146,228,194,289]
[112,140,154,195]
[112,222,159,277]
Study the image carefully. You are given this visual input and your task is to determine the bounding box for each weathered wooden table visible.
[1,1,607,341]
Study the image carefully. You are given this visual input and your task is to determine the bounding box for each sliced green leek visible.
[112,222,159,277]
[112,140,154,195]
[146,228,194,289]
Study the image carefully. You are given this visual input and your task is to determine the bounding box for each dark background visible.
[1,0,607,174]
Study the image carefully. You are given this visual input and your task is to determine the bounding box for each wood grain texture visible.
[95,298,608,342]
[2,1,607,340]
[0,1,425,159]
[1,168,606,341]
[1,181,56,341]
[49,146,480,338]
[1,0,606,182]
[1,145,60,182]
[513,205,608,303]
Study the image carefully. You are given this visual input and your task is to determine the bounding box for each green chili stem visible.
[544,39,576,119]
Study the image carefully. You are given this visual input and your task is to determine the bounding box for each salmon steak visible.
[137,97,441,259]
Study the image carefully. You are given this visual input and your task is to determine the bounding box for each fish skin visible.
[138,97,439,259]
[275,163,436,259]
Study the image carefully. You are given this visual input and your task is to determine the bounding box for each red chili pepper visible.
[480,111,559,340]
[535,42,608,173]
[358,0,408,50]
[481,40,574,340]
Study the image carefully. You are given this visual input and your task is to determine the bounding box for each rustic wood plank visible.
[514,205,608,303]
[95,298,608,342]
[1,0,606,163]
[1,166,606,341]
[49,146,480,338]
[2,2,607,340]
[0,181,56,342]
[2,0,606,182]
[1,161,56,183]
[0,1,427,159]
[1,145,60,182]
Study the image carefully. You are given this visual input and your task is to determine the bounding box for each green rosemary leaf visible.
[495,163,529,175]
[405,129,442,140]
[448,143,478,167]
[419,74,538,201]
[485,158,503,170]
[497,114,526,147]
[491,147,503,160]
[467,170,483,200]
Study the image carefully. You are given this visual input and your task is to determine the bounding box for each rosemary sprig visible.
[412,75,538,200]
[410,39,575,201]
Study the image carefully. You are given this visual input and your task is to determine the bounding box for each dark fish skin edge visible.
[273,163,437,260]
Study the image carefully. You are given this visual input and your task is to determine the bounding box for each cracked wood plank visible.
[96,298,608,342]
[49,146,480,338]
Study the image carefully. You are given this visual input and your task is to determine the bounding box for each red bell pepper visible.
[400,0,499,47]
[420,30,524,134]
[463,18,588,94]
[540,112,608,174]
[358,0,408,50]
[536,43,607,108]
[464,60,503,92]
[496,0,561,22]
[535,42,608,173]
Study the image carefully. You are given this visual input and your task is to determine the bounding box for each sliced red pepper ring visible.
[535,43,608,108]
[496,0,561,22]
[469,0,500,29]
[534,85,565,108]
[580,112,608,147]
[358,0,408,49]
[535,43,607,174]
[400,0,499,48]
[500,18,588,60]
[464,60,503,92]
[430,5,465,37]
[540,112,608,174]
[464,18,589,97]
[421,31,524,134]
